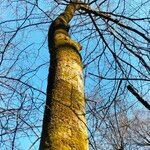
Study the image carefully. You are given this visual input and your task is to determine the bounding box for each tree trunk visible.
[39,2,89,150]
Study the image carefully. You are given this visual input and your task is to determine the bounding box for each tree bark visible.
[39,2,89,150]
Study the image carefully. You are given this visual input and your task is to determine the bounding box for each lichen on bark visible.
[39,1,89,150]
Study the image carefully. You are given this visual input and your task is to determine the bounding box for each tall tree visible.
[39,2,89,149]
[0,0,149,149]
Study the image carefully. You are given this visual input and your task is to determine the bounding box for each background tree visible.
[0,0,149,149]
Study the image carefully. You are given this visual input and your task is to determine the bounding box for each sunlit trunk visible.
[39,2,89,150]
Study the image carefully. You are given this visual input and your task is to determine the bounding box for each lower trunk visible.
[39,24,89,150]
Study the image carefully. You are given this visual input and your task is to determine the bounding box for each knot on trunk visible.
[48,20,82,53]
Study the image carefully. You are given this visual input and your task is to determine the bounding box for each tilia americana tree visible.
[0,0,150,149]
[39,1,89,149]
[39,0,150,149]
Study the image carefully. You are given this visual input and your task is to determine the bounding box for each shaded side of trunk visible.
[39,2,89,150]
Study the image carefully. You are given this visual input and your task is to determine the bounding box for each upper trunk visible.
[39,2,89,150]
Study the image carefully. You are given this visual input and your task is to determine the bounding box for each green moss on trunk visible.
[39,2,89,150]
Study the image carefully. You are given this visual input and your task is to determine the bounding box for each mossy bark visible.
[39,2,89,150]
